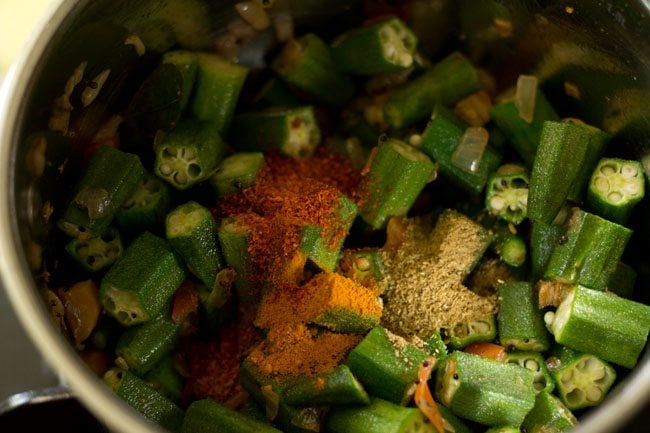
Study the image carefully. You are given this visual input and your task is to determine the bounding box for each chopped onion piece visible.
[235,1,270,31]
[452,126,489,174]
[515,75,538,124]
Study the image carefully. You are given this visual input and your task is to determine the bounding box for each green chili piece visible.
[282,364,370,407]
[65,226,122,272]
[100,232,186,326]
[507,351,555,394]
[154,120,226,190]
[544,285,650,368]
[443,316,497,350]
[485,164,529,225]
[144,355,183,402]
[59,145,145,239]
[181,399,282,433]
[497,282,550,352]
[331,17,418,76]
[116,172,172,234]
[162,50,198,111]
[586,158,645,224]
[210,152,265,198]
[231,106,321,159]
[521,392,577,433]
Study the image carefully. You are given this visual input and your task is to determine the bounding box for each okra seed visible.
[524,359,539,371]
[490,196,506,211]
[594,176,610,193]
[159,164,173,175]
[560,370,574,383]
[624,183,640,195]
[600,163,617,175]
[587,387,603,402]
[183,148,195,159]
[621,165,638,178]
[607,191,623,203]
[174,172,188,184]
[164,147,177,157]
[75,244,90,256]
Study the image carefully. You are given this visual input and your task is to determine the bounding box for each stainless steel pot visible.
[0,1,649,432]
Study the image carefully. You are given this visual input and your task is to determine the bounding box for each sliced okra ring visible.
[65,226,123,272]
[587,158,645,224]
[507,351,555,394]
[210,152,265,198]
[443,315,496,350]
[486,164,529,225]
[116,172,172,233]
[338,248,387,294]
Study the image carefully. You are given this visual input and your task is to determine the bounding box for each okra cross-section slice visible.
[100,232,186,326]
[338,248,387,294]
[521,391,577,433]
[231,106,321,160]
[435,351,536,427]
[359,138,436,229]
[345,326,430,405]
[326,397,436,433]
[273,33,355,108]
[442,315,496,350]
[491,222,527,267]
[544,208,632,291]
[116,172,172,234]
[144,355,183,403]
[486,164,529,225]
[166,201,224,290]
[331,17,418,76]
[586,158,645,224]
[419,105,501,195]
[65,226,122,272]
[104,368,184,433]
[282,364,370,407]
[154,119,226,190]
[507,351,555,394]
[497,282,550,352]
[544,285,650,368]
[181,399,282,433]
[59,145,145,239]
[546,346,616,410]
[210,152,265,198]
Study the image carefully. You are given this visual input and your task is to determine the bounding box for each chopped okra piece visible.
[181,399,282,433]
[436,404,473,433]
[521,391,577,433]
[282,364,370,407]
[544,285,650,368]
[484,428,521,433]
[491,222,527,267]
[530,221,563,280]
[154,120,226,190]
[586,158,645,224]
[490,77,559,166]
[210,152,265,198]
[116,172,172,234]
[507,351,555,394]
[59,146,145,239]
[331,17,418,76]
[528,121,592,224]
[381,52,480,130]
[607,261,636,299]
[217,217,256,303]
[273,33,355,108]
[358,138,436,229]
[544,208,632,291]
[497,282,550,352]
[144,355,183,402]
[423,330,448,360]
[546,346,616,410]
[166,201,224,290]
[442,316,497,350]
[231,106,321,159]
[100,232,186,326]
[419,105,501,195]
[162,50,198,111]
[338,248,387,294]
[191,53,248,132]
[326,397,436,433]
[65,226,122,272]
[326,136,370,171]
[346,327,430,405]
[116,314,181,376]
[104,368,184,432]
[485,164,529,225]
[435,351,536,427]
[253,77,301,108]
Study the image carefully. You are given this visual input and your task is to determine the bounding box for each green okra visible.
[273,33,355,108]
[162,50,198,111]
[253,77,301,108]
[59,146,145,239]
[442,316,497,350]
[546,345,616,410]
[144,355,183,402]
[115,313,182,376]
[345,326,430,405]
[419,105,501,195]
[104,368,184,432]
[100,232,186,326]
[358,138,436,229]
[382,52,480,130]
[116,172,172,234]
[564,119,610,203]
[437,404,473,433]
[521,392,577,433]
[423,329,448,360]
[217,217,256,303]
[230,106,321,159]
[485,164,529,225]
[338,248,386,294]
[181,399,281,433]
[210,152,265,198]
[544,208,632,291]
[507,351,555,394]
[544,284,650,368]
[89,317,121,351]
[530,221,563,280]
[607,261,636,299]
[491,223,527,268]
[435,351,536,427]
[166,201,224,289]
[191,52,248,132]
[65,226,122,272]
[154,119,226,190]
[282,364,370,407]
[325,397,436,433]
[484,428,520,433]
[586,158,645,224]
[326,136,370,172]
[331,17,418,76]
[239,400,269,424]
[497,282,550,352]
[490,84,559,166]
[528,121,591,224]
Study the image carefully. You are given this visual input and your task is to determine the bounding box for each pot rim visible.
[0,1,648,432]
